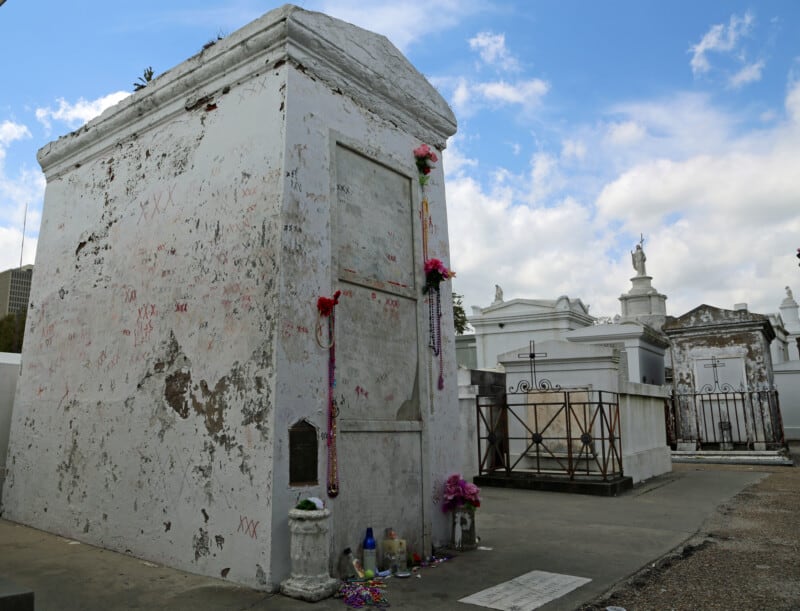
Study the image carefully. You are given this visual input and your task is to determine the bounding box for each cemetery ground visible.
[0,444,797,610]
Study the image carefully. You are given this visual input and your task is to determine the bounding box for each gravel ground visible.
[580,446,800,611]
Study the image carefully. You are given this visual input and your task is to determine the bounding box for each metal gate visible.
[669,386,785,450]
[476,383,623,480]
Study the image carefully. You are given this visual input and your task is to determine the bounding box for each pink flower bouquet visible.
[413,143,439,184]
[424,258,455,292]
[442,474,481,512]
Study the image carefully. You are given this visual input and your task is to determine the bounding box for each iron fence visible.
[669,388,785,450]
[476,387,623,480]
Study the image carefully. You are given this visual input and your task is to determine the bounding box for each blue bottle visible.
[362,527,377,574]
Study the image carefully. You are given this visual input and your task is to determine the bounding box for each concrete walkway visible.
[0,466,773,610]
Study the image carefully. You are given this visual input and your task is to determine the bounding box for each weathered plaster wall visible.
[617,382,671,483]
[3,47,286,589]
[774,362,800,440]
[665,306,776,391]
[272,62,460,572]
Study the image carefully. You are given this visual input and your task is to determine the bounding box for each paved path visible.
[0,460,786,610]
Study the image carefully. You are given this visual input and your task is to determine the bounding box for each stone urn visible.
[451,505,477,551]
[280,508,339,601]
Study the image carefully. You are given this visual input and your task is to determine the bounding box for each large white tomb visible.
[1,5,460,590]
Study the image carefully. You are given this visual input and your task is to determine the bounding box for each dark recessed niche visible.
[289,419,318,486]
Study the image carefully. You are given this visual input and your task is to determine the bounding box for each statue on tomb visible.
[631,236,647,276]
[786,286,794,301]
[493,284,504,304]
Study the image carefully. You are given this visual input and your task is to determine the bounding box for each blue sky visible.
[2,1,800,321]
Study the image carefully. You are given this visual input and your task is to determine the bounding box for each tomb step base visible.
[671,450,793,466]
[280,575,339,602]
[474,472,633,497]
[0,577,34,611]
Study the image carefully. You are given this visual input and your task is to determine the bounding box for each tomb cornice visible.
[567,325,670,349]
[37,5,456,178]
[469,310,594,327]
[663,319,773,339]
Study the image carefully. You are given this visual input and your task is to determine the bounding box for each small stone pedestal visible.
[280,508,339,602]
[451,506,477,551]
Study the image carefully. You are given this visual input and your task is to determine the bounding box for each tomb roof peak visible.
[38,4,456,177]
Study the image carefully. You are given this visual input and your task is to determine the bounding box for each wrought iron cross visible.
[703,356,725,391]
[518,340,547,387]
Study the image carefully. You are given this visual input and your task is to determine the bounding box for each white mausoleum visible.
[2,5,462,590]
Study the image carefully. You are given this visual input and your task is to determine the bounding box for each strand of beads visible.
[316,291,341,497]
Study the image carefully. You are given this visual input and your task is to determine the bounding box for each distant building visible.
[0,265,33,316]
[467,295,594,370]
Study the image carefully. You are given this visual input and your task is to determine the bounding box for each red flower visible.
[317,290,341,317]
[414,143,438,179]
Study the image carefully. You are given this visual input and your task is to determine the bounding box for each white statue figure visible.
[786,286,794,301]
[631,242,647,276]
[494,284,504,303]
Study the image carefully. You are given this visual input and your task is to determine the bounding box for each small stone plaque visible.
[289,420,318,486]
[459,570,591,611]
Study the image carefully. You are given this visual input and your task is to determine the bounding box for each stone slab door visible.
[330,139,426,559]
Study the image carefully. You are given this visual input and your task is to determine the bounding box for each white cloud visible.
[437,75,550,118]
[0,121,31,148]
[469,31,520,71]
[786,78,800,123]
[442,134,478,178]
[729,60,765,88]
[0,121,40,221]
[318,0,483,52]
[690,12,754,75]
[605,93,736,160]
[561,139,586,161]
[0,120,44,271]
[474,79,549,107]
[446,172,612,314]
[0,227,37,271]
[451,78,472,114]
[528,152,559,202]
[605,121,646,147]
[35,91,130,131]
[760,109,778,123]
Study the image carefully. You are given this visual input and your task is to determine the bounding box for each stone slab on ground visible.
[460,570,591,611]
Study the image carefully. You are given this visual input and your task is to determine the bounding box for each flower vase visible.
[451,505,477,551]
